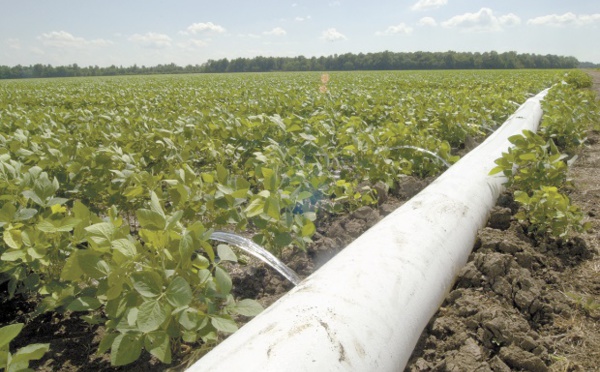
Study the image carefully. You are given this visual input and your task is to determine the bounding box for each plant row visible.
[490,70,599,240]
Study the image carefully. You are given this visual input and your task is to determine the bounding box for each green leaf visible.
[37,217,81,233]
[274,232,293,247]
[111,333,142,366]
[216,164,229,184]
[216,183,234,196]
[214,266,232,296]
[10,342,50,367]
[144,331,172,364]
[47,197,69,207]
[210,315,238,333]
[198,269,211,284]
[192,255,210,270]
[78,252,111,279]
[137,300,170,333]
[264,196,280,220]
[150,191,165,218]
[13,208,37,222]
[165,277,192,308]
[36,220,57,233]
[179,233,194,260]
[3,229,22,249]
[301,221,316,237]
[111,239,137,258]
[22,190,45,207]
[85,222,116,242]
[0,323,23,349]
[217,244,237,262]
[124,186,144,199]
[178,308,207,331]
[131,271,163,298]
[136,209,166,230]
[231,188,249,199]
[67,297,102,311]
[73,200,92,221]
[508,134,524,144]
[262,168,278,191]
[0,203,16,224]
[201,173,214,183]
[488,165,505,176]
[60,252,84,281]
[519,153,536,161]
[513,191,530,204]
[57,217,82,231]
[233,299,264,316]
[127,308,139,327]
[244,198,264,218]
[1,250,26,262]
[97,333,118,355]
[297,191,313,200]
[165,210,183,230]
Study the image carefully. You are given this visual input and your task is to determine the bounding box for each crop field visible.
[1,69,598,370]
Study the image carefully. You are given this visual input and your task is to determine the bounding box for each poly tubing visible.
[187,88,550,372]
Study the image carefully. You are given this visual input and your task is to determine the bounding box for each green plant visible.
[540,82,600,153]
[489,129,569,193]
[59,192,264,366]
[0,323,50,372]
[562,70,593,89]
[514,187,590,239]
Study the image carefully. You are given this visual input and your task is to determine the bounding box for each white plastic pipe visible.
[188,89,549,372]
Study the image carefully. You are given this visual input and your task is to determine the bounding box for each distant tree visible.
[0,51,581,79]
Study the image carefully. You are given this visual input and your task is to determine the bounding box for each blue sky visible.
[1,0,599,67]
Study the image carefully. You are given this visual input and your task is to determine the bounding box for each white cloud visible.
[184,22,226,35]
[321,28,347,41]
[499,13,521,27]
[295,15,312,22]
[38,31,112,48]
[329,1,341,7]
[128,32,172,48]
[527,12,600,27]
[442,8,521,32]
[411,0,447,11]
[418,17,437,27]
[376,23,414,36]
[263,27,287,36]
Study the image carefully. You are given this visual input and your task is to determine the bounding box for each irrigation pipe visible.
[187,88,550,372]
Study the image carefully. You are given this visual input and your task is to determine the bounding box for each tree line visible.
[202,51,580,73]
[0,51,585,79]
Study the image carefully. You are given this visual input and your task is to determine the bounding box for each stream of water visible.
[209,231,301,286]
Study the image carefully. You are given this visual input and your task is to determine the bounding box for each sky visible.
[1,0,599,67]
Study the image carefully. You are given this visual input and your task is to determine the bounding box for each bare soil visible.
[2,72,599,371]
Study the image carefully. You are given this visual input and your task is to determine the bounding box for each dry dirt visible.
[2,72,599,371]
